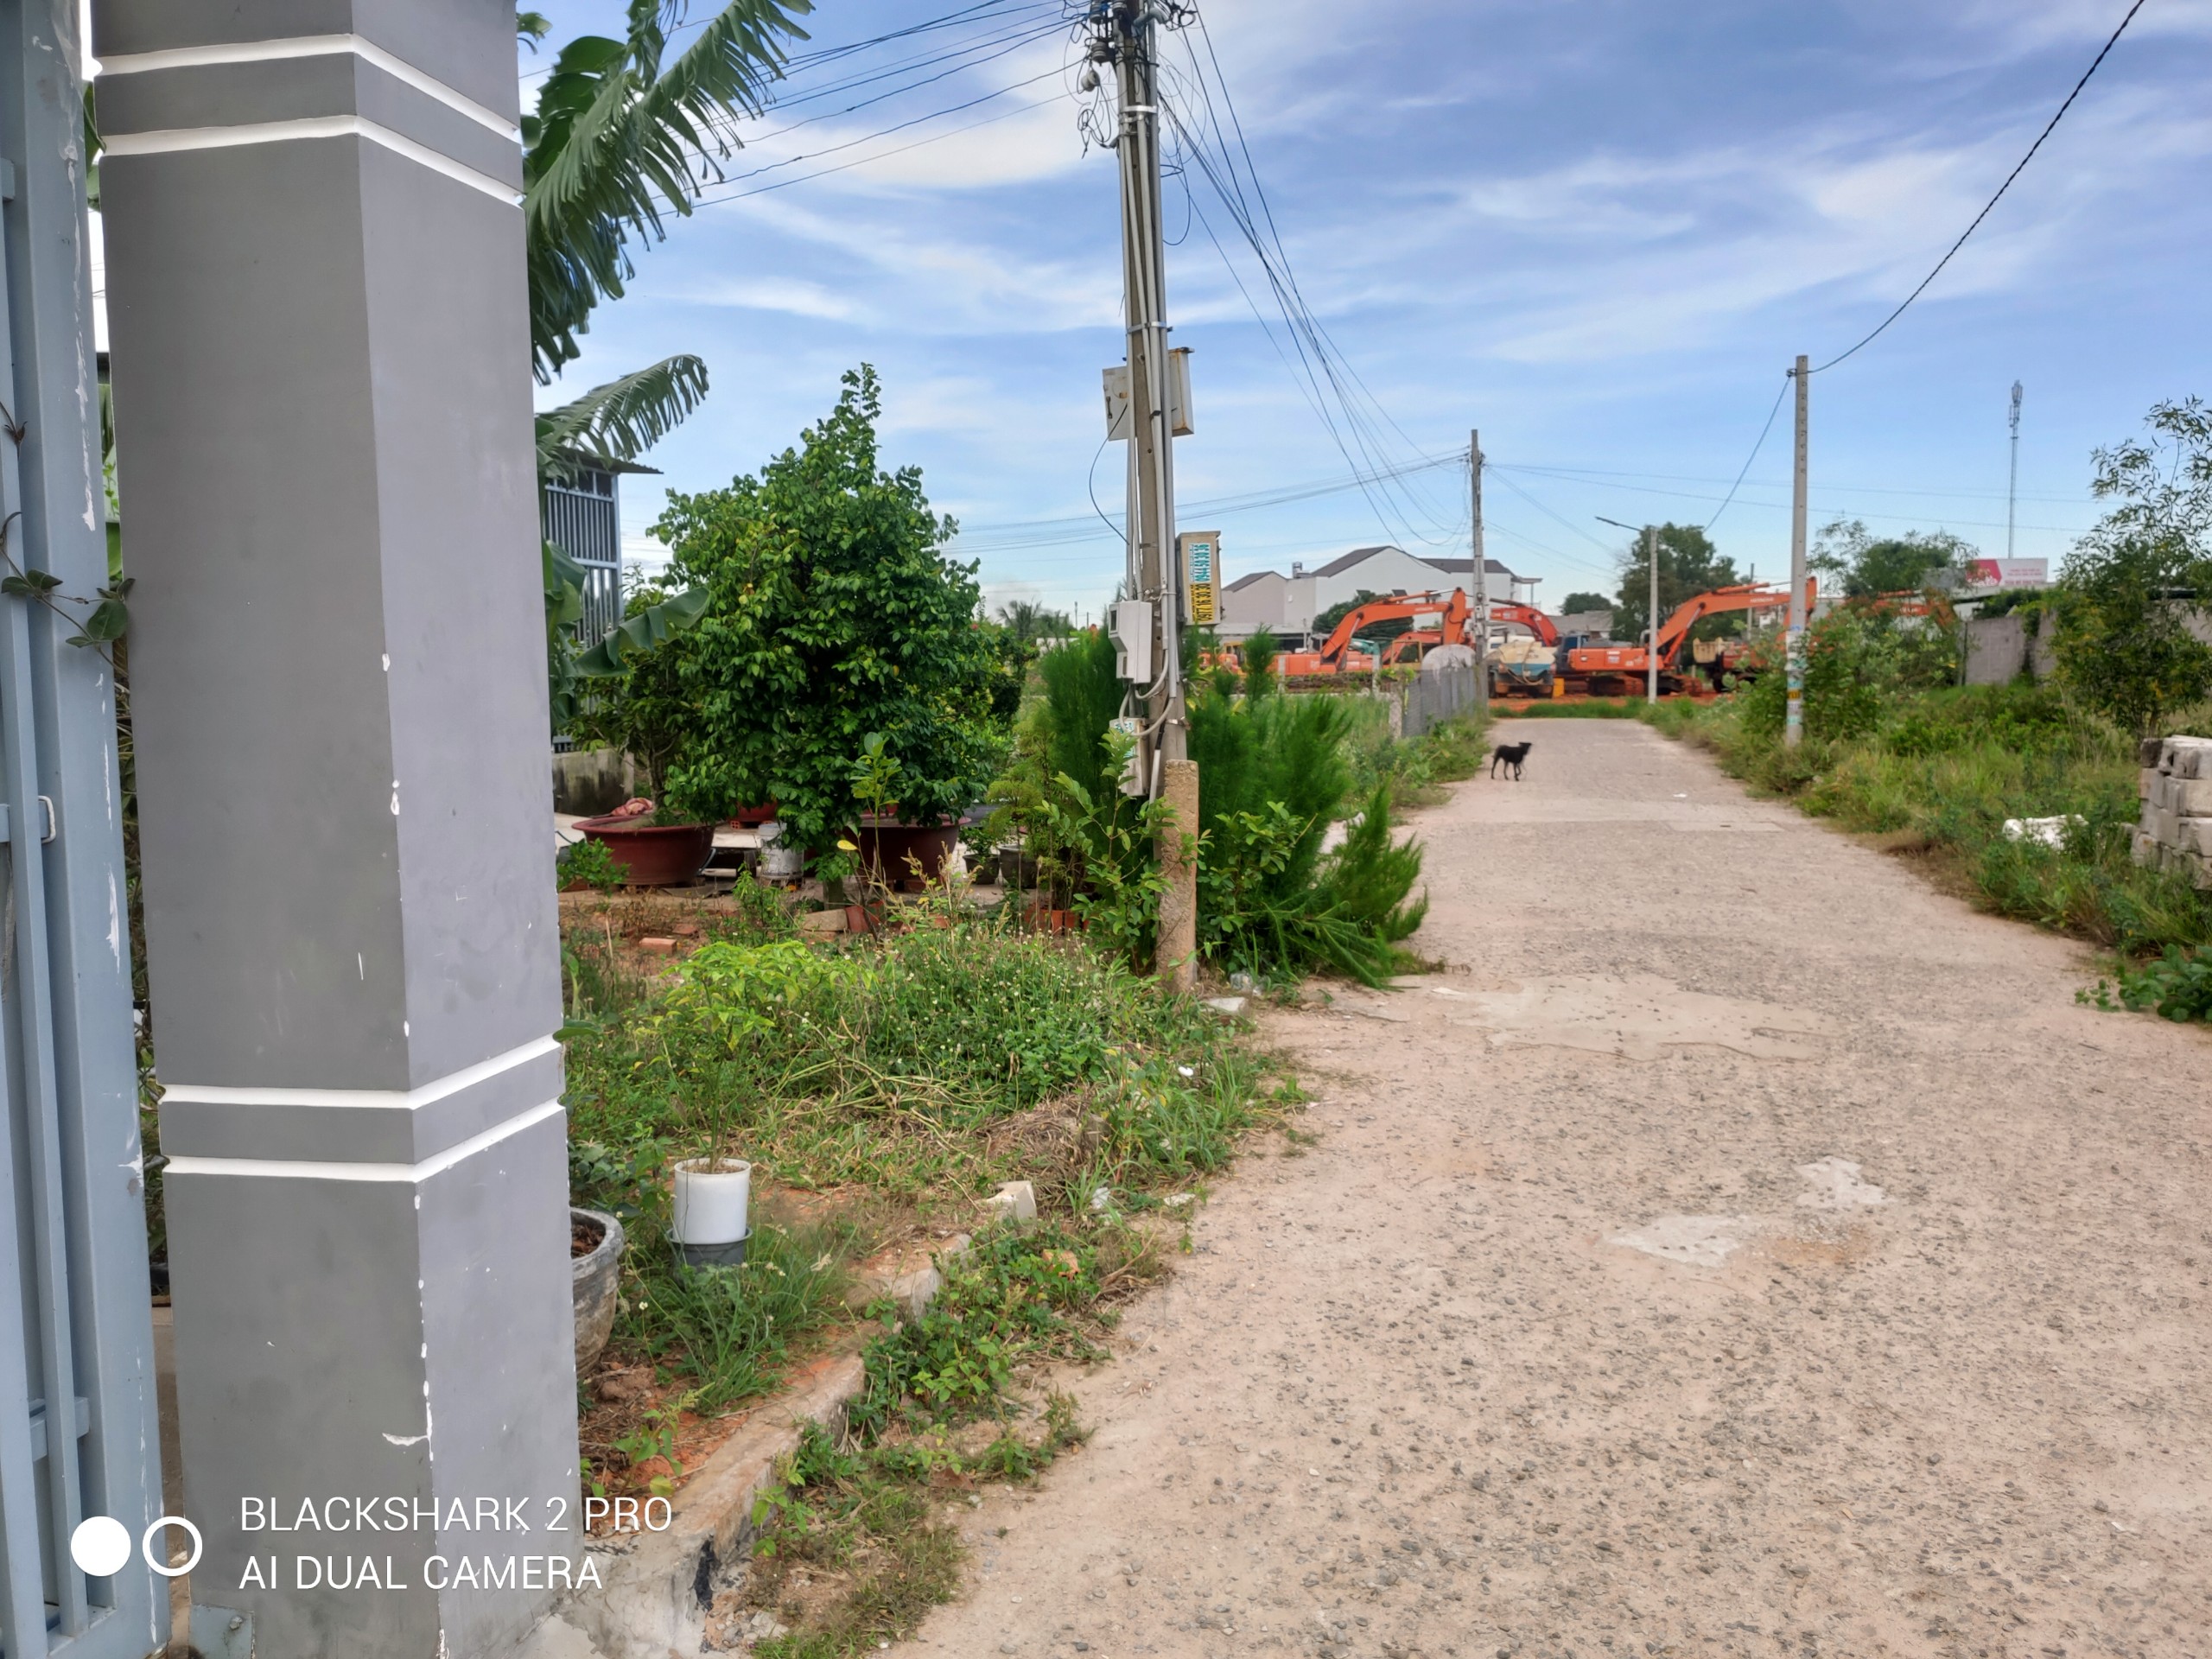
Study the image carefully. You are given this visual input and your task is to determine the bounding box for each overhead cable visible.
[1809,0,2149,374]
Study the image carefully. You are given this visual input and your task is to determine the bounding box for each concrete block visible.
[2132,830,2158,868]
[985,1180,1038,1224]
[2174,777,2212,817]
[1204,995,1249,1018]
[2141,768,2160,801]
[638,936,677,956]
[2142,736,2168,767]
[2183,819,2212,857]
[2150,805,2182,847]
[2163,736,2212,779]
[797,908,846,936]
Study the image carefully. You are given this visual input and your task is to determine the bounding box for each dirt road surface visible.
[892,717,2210,1659]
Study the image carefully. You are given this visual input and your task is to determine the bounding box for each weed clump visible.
[1642,683,2212,963]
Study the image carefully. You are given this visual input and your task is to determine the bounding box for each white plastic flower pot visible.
[758,821,804,881]
[671,1157,752,1269]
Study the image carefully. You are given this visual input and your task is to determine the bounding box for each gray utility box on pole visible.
[97,1,581,1653]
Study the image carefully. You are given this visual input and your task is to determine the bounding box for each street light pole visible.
[1597,516,1660,703]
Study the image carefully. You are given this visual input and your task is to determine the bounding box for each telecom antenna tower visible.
[2006,380,2024,564]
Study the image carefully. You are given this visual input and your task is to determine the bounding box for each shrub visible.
[556,836,625,892]
[2050,397,2212,740]
[563,920,1266,1195]
[652,367,1004,849]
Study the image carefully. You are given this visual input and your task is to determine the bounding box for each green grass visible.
[744,1219,1122,1657]
[612,1220,854,1414]
[1339,702,1490,809]
[564,918,1270,1204]
[1490,697,1643,718]
[1640,685,2212,959]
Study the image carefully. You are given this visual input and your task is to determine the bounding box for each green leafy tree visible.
[652,366,1001,847]
[996,601,1074,645]
[523,0,810,383]
[1312,589,1384,635]
[1559,591,1611,615]
[564,582,704,814]
[1611,524,1738,645]
[2051,398,2212,739]
[1811,518,1976,598]
[522,3,812,721]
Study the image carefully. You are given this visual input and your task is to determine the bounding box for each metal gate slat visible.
[0,171,88,1641]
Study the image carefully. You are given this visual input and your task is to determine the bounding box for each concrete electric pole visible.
[1095,0,1198,989]
[1646,524,1660,705]
[1471,429,1489,708]
[1785,355,1810,747]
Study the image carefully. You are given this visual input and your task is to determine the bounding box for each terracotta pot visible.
[845,901,886,936]
[570,1207,626,1373]
[855,817,960,887]
[727,802,779,827]
[575,816,714,887]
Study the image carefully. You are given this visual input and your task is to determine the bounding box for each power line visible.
[1702,373,1793,531]
[1809,0,2149,374]
[685,70,1069,207]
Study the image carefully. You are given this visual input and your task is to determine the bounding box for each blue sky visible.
[524,0,2212,617]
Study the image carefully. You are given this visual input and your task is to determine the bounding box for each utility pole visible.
[1645,524,1660,705]
[1094,0,1197,989]
[1471,429,1489,708]
[1785,355,1809,747]
[2006,380,2024,565]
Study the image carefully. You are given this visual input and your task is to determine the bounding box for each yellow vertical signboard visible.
[1179,530,1219,626]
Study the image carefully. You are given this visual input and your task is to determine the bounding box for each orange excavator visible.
[1381,599,1559,664]
[1275,589,1473,676]
[1564,580,1812,695]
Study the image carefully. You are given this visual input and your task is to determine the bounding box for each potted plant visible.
[670,1156,751,1269]
[667,1071,751,1269]
[646,367,1002,882]
[569,584,715,886]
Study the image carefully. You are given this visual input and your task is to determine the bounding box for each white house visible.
[1217,544,1536,644]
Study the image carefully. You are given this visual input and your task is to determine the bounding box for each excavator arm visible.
[1650,579,1814,666]
[1313,590,1466,669]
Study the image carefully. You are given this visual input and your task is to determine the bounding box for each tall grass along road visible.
[887,716,2209,1659]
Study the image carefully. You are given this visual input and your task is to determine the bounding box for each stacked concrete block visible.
[2135,736,2212,885]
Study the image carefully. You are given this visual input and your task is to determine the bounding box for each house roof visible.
[1224,570,1278,593]
[1307,544,1523,583]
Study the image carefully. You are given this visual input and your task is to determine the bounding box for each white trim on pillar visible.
[98,33,520,142]
[101,115,522,206]
[161,1035,561,1114]
[160,1099,564,1184]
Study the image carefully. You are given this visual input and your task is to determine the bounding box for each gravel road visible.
[893,716,2211,1659]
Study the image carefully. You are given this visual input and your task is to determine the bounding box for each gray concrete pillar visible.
[92,3,578,1653]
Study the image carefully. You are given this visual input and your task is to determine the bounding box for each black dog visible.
[1490,740,1532,780]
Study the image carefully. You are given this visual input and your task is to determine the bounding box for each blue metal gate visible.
[0,4,164,1654]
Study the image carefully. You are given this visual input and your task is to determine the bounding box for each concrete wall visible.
[1964,609,2056,685]
[553,747,633,817]
[1964,613,2028,684]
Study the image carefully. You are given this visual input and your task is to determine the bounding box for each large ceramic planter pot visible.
[575,815,714,887]
[571,1207,626,1373]
[857,817,960,889]
[671,1157,752,1270]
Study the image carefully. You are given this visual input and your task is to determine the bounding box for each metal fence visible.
[0,6,166,1653]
